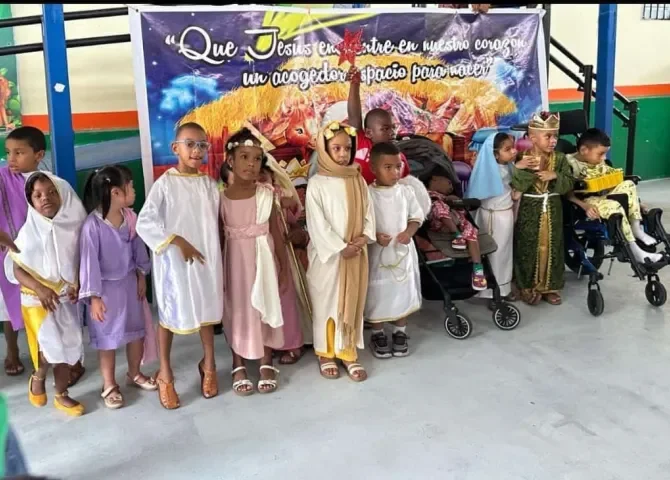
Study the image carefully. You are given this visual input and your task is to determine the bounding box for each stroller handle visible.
[448,198,481,210]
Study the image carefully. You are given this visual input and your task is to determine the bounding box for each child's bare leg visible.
[30,354,49,395]
[157,325,174,382]
[231,351,252,393]
[99,350,116,390]
[126,338,144,379]
[467,240,482,263]
[199,325,216,372]
[3,321,23,375]
[54,363,81,408]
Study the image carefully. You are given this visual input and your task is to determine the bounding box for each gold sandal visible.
[155,372,180,410]
[54,390,85,417]
[28,374,47,408]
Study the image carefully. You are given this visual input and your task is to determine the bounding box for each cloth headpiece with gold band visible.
[528,111,560,131]
[323,120,357,140]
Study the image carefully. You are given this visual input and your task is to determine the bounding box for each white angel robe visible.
[474,164,515,298]
[136,168,223,334]
[3,172,86,369]
[365,183,425,322]
[305,174,376,355]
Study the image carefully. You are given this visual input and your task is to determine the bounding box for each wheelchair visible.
[557,110,670,316]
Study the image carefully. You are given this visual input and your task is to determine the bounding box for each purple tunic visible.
[79,212,152,351]
[0,167,28,331]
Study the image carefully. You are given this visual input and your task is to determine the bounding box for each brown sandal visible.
[543,293,562,305]
[198,360,218,399]
[278,348,304,365]
[520,290,542,306]
[155,371,180,410]
[68,361,85,387]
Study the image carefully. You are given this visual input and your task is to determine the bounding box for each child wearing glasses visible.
[136,122,224,410]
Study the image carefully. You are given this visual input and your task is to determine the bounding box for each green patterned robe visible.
[512,151,574,294]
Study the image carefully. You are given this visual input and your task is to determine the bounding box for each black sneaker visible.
[213,322,224,336]
[370,331,392,359]
[392,331,410,357]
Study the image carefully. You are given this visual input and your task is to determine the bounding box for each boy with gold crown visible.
[512,111,574,306]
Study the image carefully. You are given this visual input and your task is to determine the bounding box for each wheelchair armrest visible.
[573,180,588,191]
[447,198,481,211]
[624,175,641,185]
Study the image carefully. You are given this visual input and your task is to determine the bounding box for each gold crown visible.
[528,111,560,131]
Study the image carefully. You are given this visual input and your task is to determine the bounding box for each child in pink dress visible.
[220,128,289,396]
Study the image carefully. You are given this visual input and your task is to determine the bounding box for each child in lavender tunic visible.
[79,166,157,410]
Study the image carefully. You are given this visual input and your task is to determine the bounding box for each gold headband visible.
[323,121,357,140]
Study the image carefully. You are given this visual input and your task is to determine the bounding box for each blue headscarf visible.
[465,132,511,201]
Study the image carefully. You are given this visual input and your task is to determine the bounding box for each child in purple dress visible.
[79,166,157,410]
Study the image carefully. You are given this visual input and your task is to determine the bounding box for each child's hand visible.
[536,171,557,182]
[346,65,361,85]
[341,244,360,259]
[35,285,60,313]
[516,156,538,170]
[584,205,600,220]
[137,272,147,300]
[90,297,106,322]
[376,233,392,247]
[172,236,205,265]
[396,231,412,245]
[280,196,299,210]
[0,230,19,253]
[351,236,368,249]
[66,286,78,305]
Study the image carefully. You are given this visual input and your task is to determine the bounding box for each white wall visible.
[549,4,670,89]
[10,4,670,116]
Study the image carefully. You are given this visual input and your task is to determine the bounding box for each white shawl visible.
[4,172,87,290]
[250,184,284,329]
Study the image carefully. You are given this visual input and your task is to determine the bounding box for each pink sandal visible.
[472,269,488,291]
[452,236,467,250]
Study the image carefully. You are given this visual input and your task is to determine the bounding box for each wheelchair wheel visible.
[587,289,604,316]
[565,236,606,274]
[444,313,472,340]
[645,281,667,307]
[492,303,521,330]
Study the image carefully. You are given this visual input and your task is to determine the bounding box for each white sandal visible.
[231,366,254,397]
[344,363,368,383]
[258,365,279,394]
[319,361,340,380]
[126,372,158,391]
[101,385,124,410]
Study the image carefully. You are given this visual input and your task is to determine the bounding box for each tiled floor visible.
[2,179,670,480]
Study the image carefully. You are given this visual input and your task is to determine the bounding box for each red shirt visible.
[354,130,410,185]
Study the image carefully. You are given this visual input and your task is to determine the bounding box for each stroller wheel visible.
[492,303,521,330]
[444,313,472,340]
[645,280,667,307]
[587,289,604,316]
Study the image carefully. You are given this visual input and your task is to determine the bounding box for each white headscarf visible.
[5,171,87,290]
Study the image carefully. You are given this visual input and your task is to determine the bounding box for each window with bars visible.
[643,4,670,20]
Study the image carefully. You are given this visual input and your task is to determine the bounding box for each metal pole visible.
[625,101,638,175]
[594,4,617,138]
[0,7,128,29]
[42,4,77,188]
[582,64,593,125]
[542,4,551,80]
[0,34,131,58]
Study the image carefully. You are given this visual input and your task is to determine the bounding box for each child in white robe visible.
[305,121,375,382]
[136,122,223,410]
[465,132,518,307]
[4,171,87,417]
[365,142,424,358]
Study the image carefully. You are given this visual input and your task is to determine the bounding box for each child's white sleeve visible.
[364,187,376,244]
[399,175,431,219]
[305,181,348,263]
[136,180,174,255]
[405,186,426,225]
